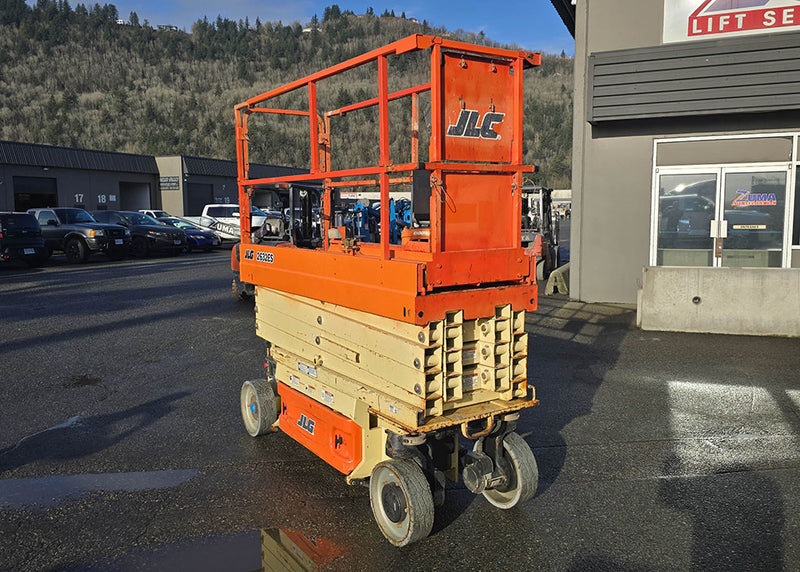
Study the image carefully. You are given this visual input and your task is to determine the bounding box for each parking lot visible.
[1,249,798,571]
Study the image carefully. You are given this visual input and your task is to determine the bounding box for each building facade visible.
[554,0,800,335]
[155,156,306,217]
[0,141,159,212]
[0,142,305,219]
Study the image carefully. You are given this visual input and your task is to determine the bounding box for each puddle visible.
[0,468,198,509]
[84,528,342,572]
[64,374,103,388]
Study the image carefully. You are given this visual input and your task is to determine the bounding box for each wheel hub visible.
[381,482,407,523]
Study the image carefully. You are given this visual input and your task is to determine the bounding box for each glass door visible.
[720,168,789,268]
[655,171,718,267]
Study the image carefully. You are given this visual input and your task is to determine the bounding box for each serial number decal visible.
[243,249,274,264]
[298,362,318,378]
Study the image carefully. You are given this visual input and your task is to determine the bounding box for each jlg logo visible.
[447,109,505,140]
[297,413,316,435]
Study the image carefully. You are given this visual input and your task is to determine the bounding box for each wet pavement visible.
[0,250,798,571]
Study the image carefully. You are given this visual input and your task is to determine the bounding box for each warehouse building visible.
[155,155,304,216]
[0,142,304,218]
[0,141,159,212]
[551,0,800,336]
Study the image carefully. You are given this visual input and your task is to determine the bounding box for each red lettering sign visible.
[689,0,800,37]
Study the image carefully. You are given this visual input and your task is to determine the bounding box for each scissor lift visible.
[235,34,542,546]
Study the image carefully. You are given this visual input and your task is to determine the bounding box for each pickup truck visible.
[184,204,270,242]
[0,212,47,267]
[28,207,131,263]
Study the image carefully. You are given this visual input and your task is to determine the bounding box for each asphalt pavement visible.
[0,248,798,571]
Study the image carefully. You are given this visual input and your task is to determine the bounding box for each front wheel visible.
[477,432,538,509]
[240,379,277,437]
[65,238,89,264]
[232,275,253,301]
[370,459,434,547]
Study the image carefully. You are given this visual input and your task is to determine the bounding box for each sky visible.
[99,0,575,55]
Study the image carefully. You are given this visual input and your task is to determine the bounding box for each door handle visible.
[709,220,728,238]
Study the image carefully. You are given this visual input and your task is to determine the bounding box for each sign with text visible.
[664,0,800,43]
[159,176,179,191]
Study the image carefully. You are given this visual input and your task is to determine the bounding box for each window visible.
[36,211,58,225]
[794,167,800,246]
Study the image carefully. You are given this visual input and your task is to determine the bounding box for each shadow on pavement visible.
[0,391,191,475]
[660,455,785,571]
[525,290,636,494]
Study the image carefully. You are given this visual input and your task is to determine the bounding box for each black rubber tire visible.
[65,238,89,264]
[477,432,538,509]
[240,379,277,437]
[131,237,148,258]
[232,276,252,301]
[370,459,434,547]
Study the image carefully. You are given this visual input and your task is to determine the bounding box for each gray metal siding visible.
[589,31,800,123]
[0,141,158,174]
[182,155,307,179]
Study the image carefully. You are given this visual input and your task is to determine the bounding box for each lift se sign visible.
[664,0,800,43]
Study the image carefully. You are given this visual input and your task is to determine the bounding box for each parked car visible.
[139,209,172,219]
[157,217,220,252]
[91,210,187,257]
[28,207,130,263]
[0,212,48,267]
[183,204,270,241]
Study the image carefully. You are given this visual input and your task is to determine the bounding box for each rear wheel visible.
[370,459,434,547]
[240,379,277,437]
[65,238,88,264]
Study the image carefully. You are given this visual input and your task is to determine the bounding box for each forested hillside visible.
[0,1,574,187]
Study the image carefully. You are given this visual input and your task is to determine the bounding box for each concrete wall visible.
[638,266,800,337]
[155,156,184,215]
[571,0,664,303]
